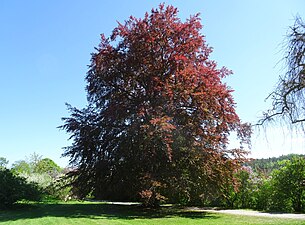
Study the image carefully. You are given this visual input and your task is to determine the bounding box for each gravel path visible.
[89,201,305,220]
[187,207,305,220]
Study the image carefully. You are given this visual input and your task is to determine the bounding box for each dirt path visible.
[187,207,305,220]
[91,201,305,220]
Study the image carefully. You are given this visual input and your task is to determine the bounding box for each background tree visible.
[28,152,42,171]
[11,153,42,175]
[61,4,251,206]
[240,155,305,212]
[230,168,255,209]
[11,153,61,176]
[252,176,273,211]
[34,158,61,176]
[11,160,31,174]
[269,156,305,212]
[0,157,9,169]
[259,16,305,127]
[246,153,304,176]
[11,154,64,201]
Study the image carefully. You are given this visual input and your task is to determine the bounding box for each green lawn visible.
[0,201,304,225]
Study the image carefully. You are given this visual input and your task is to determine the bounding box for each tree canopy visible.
[271,156,305,212]
[246,154,305,176]
[11,160,31,174]
[0,157,8,169]
[61,4,251,206]
[11,154,61,176]
[34,158,61,175]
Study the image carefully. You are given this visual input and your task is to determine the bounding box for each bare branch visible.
[259,16,305,130]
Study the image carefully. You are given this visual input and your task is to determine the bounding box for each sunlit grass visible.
[0,201,303,225]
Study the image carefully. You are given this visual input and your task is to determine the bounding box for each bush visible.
[249,156,305,213]
[0,169,41,208]
[252,177,273,210]
[268,157,305,212]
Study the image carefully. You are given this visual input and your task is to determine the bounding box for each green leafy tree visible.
[12,154,61,176]
[252,176,273,211]
[221,167,257,209]
[28,152,42,170]
[11,153,43,175]
[11,160,31,174]
[247,154,305,176]
[60,4,251,206]
[0,157,9,169]
[234,169,254,208]
[34,158,61,175]
[11,155,63,200]
[270,156,305,212]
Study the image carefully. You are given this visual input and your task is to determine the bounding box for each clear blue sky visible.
[0,1,304,167]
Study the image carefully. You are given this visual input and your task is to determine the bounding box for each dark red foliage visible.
[61,4,251,206]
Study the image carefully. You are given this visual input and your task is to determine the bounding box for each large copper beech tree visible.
[61,4,251,206]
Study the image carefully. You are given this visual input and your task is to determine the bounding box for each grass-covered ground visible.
[0,201,304,225]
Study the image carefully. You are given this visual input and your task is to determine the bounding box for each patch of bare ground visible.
[185,207,305,220]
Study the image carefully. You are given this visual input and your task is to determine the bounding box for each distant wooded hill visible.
[246,154,305,175]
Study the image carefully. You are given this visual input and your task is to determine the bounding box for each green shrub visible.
[0,169,41,208]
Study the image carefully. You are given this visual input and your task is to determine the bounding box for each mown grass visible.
[0,201,304,225]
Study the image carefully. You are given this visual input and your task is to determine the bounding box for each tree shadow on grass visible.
[0,202,219,222]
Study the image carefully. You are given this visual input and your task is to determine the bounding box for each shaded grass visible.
[0,201,304,224]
